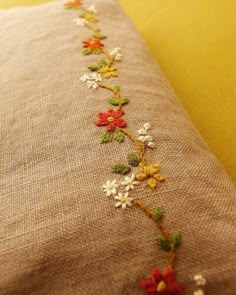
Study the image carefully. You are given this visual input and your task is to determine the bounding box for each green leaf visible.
[113,129,125,143]
[172,231,181,248]
[92,32,107,40]
[114,85,121,92]
[112,164,130,175]
[99,132,113,144]
[127,152,140,167]
[108,97,129,106]
[92,48,102,55]
[82,48,92,55]
[88,64,100,71]
[156,236,171,252]
[154,207,163,220]
[97,60,107,67]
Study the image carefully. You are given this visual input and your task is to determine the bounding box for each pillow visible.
[0,1,235,294]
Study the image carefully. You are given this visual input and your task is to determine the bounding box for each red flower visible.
[64,0,81,8]
[83,39,104,50]
[96,109,127,131]
[140,268,184,295]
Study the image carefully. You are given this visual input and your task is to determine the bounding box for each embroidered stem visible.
[99,83,123,110]
[120,128,146,164]
[101,49,114,67]
[133,199,176,268]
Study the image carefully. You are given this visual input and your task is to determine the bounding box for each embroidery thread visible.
[65,1,185,293]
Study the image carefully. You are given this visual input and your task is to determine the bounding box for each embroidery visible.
[64,1,189,293]
[193,274,206,295]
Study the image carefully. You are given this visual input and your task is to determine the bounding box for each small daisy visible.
[110,47,122,62]
[143,122,151,130]
[90,73,103,82]
[115,192,133,209]
[137,128,147,135]
[103,180,119,197]
[194,274,206,287]
[87,4,97,14]
[80,74,90,82]
[147,141,155,149]
[72,17,88,27]
[121,174,139,191]
[86,80,99,89]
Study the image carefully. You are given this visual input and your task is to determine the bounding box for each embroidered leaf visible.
[154,207,163,220]
[93,48,102,55]
[82,48,92,55]
[99,132,113,143]
[127,152,140,167]
[88,64,100,71]
[113,129,125,143]
[172,231,181,248]
[98,60,107,67]
[114,85,121,92]
[112,164,130,175]
[108,97,129,106]
[93,30,107,40]
[156,236,171,252]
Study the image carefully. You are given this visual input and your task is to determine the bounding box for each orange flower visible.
[83,38,104,50]
[64,0,81,8]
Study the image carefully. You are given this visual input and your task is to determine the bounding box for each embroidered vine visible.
[65,1,185,294]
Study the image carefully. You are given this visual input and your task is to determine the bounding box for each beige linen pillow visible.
[0,1,235,295]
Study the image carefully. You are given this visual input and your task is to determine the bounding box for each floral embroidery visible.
[114,192,133,209]
[98,65,118,78]
[194,274,206,287]
[193,274,206,295]
[96,109,126,132]
[64,0,81,9]
[83,38,104,50]
[80,73,102,89]
[136,163,165,189]
[72,17,88,27]
[140,268,184,295]
[121,174,139,191]
[103,180,119,197]
[65,1,190,293]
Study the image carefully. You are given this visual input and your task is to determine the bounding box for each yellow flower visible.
[135,163,165,189]
[98,65,118,78]
[83,13,98,23]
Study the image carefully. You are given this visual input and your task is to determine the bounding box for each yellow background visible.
[1,0,235,181]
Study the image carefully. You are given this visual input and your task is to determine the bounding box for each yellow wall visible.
[1,0,235,181]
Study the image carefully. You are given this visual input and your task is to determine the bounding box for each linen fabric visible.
[0,1,235,294]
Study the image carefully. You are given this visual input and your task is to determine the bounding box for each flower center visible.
[107,116,115,122]
[156,281,167,293]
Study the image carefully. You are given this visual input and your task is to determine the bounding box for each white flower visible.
[110,47,122,62]
[147,142,155,149]
[110,47,121,55]
[80,74,90,82]
[90,73,103,82]
[80,73,103,89]
[86,80,99,89]
[103,180,119,197]
[138,135,147,143]
[72,17,88,27]
[87,4,97,14]
[138,128,147,135]
[121,174,139,191]
[145,135,153,142]
[193,289,205,295]
[194,274,206,287]
[115,192,133,209]
[143,122,151,130]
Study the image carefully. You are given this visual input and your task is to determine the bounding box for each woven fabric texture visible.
[0,1,235,294]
